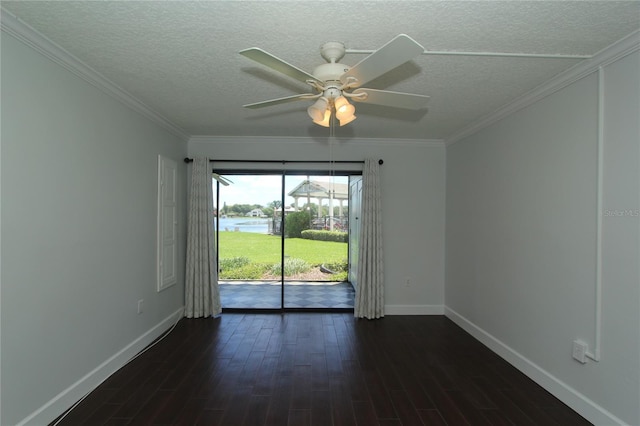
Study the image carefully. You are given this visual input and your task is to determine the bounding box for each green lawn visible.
[217,231,348,280]
[218,231,347,265]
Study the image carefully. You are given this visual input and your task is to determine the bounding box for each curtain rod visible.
[183,158,383,165]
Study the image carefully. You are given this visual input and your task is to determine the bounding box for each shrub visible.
[300,230,348,243]
[219,257,250,271]
[320,260,348,282]
[284,211,311,238]
[332,271,348,282]
[270,257,311,276]
[323,260,348,272]
[220,262,269,280]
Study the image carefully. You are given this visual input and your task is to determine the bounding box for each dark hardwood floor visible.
[51,314,592,425]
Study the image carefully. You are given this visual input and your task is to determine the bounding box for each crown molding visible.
[189,135,445,148]
[1,8,190,142]
[445,30,640,146]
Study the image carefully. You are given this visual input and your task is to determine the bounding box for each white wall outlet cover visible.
[572,340,588,363]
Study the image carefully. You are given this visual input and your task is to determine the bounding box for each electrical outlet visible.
[137,299,144,314]
[572,340,587,363]
[405,277,412,287]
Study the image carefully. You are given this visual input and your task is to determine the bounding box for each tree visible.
[262,207,274,217]
[285,211,311,238]
[301,203,318,218]
[230,203,255,216]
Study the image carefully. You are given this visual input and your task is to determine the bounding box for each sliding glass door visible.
[215,170,356,310]
[283,174,350,308]
[216,173,283,308]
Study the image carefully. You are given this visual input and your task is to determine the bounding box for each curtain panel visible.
[185,157,221,318]
[354,158,384,319]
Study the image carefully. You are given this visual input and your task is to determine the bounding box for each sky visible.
[215,174,348,207]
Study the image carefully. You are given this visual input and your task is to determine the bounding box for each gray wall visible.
[445,51,639,425]
[189,137,446,314]
[1,34,187,425]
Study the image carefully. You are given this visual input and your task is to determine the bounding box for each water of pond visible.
[216,217,270,234]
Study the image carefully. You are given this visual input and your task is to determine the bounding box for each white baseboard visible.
[18,307,185,426]
[385,304,444,315]
[444,306,626,426]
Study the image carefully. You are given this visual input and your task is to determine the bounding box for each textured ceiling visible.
[2,1,639,141]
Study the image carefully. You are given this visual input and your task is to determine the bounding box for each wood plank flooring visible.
[51,314,592,425]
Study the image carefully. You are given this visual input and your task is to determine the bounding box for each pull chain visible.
[328,111,336,230]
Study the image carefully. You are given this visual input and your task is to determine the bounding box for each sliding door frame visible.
[213,165,362,311]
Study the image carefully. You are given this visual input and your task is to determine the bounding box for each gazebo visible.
[288,180,348,230]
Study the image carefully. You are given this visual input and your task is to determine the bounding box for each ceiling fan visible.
[239,34,430,127]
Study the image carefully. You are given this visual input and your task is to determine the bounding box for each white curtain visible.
[185,157,221,318]
[354,158,384,319]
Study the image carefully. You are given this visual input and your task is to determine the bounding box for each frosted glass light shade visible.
[334,96,356,121]
[307,97,329,121]
[339,114,357,126]
[313,109,331,127]
[334,96,349,113]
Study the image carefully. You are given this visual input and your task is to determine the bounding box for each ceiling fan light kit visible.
[240,34,431,127]
[307,91,357,127]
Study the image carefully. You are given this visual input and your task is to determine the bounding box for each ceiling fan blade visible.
[243,93,316,109]
[341,34,425,88]
[351,88,430,109]
[240,48,318,84]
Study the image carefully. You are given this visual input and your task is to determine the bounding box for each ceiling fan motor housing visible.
[312,63,351,84]
[313,41,350,83]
